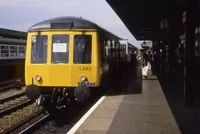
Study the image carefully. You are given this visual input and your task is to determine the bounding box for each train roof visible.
[29,16,121,40]
[0,37,26,45]
[0,28,27,39]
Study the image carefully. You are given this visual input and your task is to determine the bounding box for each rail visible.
[18,114,50,134]
[1,108,46,134]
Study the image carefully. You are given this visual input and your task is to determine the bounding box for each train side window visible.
[74,35,92,64]
[52,34,69,64]
[31,35,48,64]
[99,39,105,64]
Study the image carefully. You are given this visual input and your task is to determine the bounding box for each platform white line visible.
[67,89,112,134]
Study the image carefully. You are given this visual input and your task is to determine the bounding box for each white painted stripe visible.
[67,89,112,134]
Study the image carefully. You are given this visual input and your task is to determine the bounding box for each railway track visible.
[0,81,27,118]
[0,103,46,134]
[0,89,25,103]
[0,78,20,92]
[0,91,40,134]
[0,95,32,117]
[0,78,16,86]
[18,103,87,134]
[0,91,48,134]
[18,114,50,134]
[0,78,25,99]
[0,78,47,134]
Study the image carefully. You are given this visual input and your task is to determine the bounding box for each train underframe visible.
[25,85,92,112]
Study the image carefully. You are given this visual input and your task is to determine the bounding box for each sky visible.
[0,0,141,48]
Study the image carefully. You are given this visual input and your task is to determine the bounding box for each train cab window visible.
[52,35,69,64]
[74,35,92,64]
[31,35,48,64]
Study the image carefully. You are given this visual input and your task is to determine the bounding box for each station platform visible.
[68,67,200,134]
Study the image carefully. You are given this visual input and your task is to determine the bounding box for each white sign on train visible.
[53,43,68,52]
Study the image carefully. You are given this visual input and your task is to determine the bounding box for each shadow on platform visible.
[108,66,143,96]
[157,74,200,134]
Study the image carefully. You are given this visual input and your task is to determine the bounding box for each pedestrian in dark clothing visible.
[131,51,136,67]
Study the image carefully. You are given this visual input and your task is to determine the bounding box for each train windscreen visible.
[51,34,69,64]
[31,35,48,64]
[74,35,92,64]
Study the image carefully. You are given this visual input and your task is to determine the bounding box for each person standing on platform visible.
[130,51,136,67]
[141,50,147,79]
[147,51,153,75]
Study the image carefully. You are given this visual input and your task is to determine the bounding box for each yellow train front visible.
[25,16,123,110]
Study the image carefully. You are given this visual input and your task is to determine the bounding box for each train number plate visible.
[79,67,92,71]
[78,82,95,86]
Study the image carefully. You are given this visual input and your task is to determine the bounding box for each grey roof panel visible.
[0,28,27,39]
[29,16,98,31]
[29,16,121,40]
[0,38,26,45]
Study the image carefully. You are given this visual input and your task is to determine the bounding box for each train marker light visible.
[80,74,86,81]
[35,75,42,81]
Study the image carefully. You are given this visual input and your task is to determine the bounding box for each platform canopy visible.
[0,28,27,39]
[106,0,186,40]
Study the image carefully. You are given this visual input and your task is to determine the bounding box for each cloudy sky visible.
[0,0,141,48]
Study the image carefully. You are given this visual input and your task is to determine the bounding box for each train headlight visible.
[80,75,86,81]
[35,75,42,81]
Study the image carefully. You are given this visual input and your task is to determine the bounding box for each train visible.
[119,39,138,63]
[0,37,26,82]
[24,16,137,111]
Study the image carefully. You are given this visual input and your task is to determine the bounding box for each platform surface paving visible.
[74,72,181,134]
